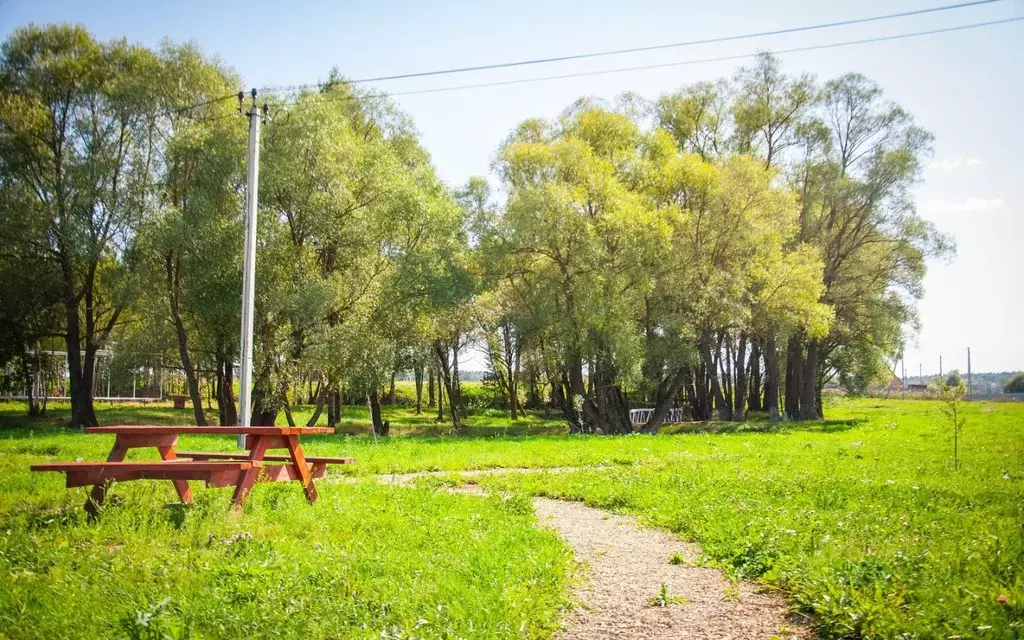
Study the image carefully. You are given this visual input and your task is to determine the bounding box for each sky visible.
[2,0,1021,375]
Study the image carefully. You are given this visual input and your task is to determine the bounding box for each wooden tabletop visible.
[84,426,335,435]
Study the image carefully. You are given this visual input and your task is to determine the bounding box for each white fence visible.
[628,407,688,427]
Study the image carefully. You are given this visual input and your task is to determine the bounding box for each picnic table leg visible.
[85,437,129,517]
[231,435,268,509]
[156,445,192,504]
[285,435,318,504]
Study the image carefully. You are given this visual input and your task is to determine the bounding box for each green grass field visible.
[0,398,1021,638]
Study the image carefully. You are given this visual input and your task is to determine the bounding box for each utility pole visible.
[967,347,972,398]
[919,363,922,384]
[238,89,267,447]
[901,357,906,399]
[939,355,943,380]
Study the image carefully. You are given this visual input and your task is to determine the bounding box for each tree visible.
[135,43,244,426]
[0,25,163,427]
[1004,372,1024,394]
[254,79,469,432]
[945,369,963,388]
[937,379,966,470]
[494,106,665,433]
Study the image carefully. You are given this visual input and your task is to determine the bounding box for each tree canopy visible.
[0,26,949,432]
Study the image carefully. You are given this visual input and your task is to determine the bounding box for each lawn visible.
[0,397,1021,638]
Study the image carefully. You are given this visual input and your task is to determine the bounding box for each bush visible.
[461,382,505,409]
[1004,372,1024,394]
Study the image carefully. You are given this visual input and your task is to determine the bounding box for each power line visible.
[267,0,1006,92]
[272,16,1021,105]
[389,16,1024,97]
[168,92,238,116]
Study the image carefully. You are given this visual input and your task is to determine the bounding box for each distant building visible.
[888,373,903,389]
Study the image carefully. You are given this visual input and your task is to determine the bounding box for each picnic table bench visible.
[30,425,353,516]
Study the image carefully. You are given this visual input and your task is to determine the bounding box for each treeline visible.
[0,25,948,433]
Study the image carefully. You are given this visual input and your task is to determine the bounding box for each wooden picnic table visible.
[31,425,353,516]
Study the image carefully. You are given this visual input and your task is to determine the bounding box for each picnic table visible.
[31,426,354,516]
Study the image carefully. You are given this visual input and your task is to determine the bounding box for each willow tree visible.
[254,81,467,430]
[494,107,667,433]
[0,25,163,427]
[638,128,829,426]
[135,44,245,426]
[784,73,950,419]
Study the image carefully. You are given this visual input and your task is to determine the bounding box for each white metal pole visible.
[238,96,261,447]
[967,347,972,398]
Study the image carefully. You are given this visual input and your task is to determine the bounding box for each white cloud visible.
[927,157,983,172]
[922,197,1004,214]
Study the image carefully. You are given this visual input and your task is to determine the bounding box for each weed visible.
[647,582,688,607]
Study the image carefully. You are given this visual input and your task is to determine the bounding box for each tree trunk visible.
[762,333,780,420]
[583,352,632,435]
[694,362,710,421]
[747,341,762,412]
[22,356,41,416]
[436,381,445,421]
[433,339,463,432]
[414,364,424,414]
[784,334,803,419]
[217,357,238,426]
[387,371,396,405]
[732,332,748,422]
[640,367,688,433]
[428,368,435,407]
[305,379,326,427]
[565,351,588,433]
[369,390,389,436]
[166,254,206,426]
[525,368,541,409]
[799,339,821,420]
[699,331,729,421]
[509,338,522,420]
[281,379,296,427]
[64,298,98,429]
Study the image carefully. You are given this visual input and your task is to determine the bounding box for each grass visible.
[0,397,1021,638]
[0,476,570,638]
[0,399,567,437]
[474,398,1024,638]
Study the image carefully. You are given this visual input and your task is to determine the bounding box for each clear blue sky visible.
[2,0,1021,375]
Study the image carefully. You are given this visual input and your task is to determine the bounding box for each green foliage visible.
[937,380,968,470]
[469,398,1022,638]
[946,369,963,388]
[647,583,688,607]
[1003,372,1024,394]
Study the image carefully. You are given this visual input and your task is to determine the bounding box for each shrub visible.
[1004,372,1024,394]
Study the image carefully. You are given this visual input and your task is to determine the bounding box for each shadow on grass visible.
[661,417,865,435]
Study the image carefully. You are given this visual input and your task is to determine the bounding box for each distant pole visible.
[939,355,943,380]
[919,363,922,383]
[238,89,264,448]
[967,347,972,398]
[901,357,906,399]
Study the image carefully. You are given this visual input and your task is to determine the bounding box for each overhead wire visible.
[263,15,1022,111]
[265,0,1008,93]
[167,92,239,116]
[386,17,1024,97]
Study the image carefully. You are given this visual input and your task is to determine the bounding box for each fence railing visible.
[628,407,688,427]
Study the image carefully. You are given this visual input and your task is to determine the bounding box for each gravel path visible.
[534,497,807,639]
[371,469,808,639]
